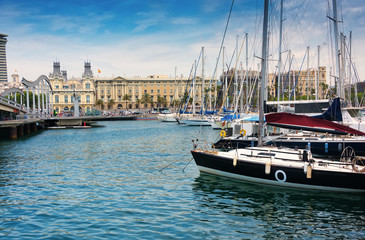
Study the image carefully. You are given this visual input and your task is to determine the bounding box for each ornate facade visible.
[49,62,96,114]
[95,75,215,110]
[49,61,216,113]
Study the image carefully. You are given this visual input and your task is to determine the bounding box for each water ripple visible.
[0,121,364,239]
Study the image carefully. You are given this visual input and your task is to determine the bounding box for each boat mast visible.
[258,0,269,147]
[202,46,205,115]
[351,31,359,107]
[277,0,283,109]
[306,46,310,100]
[316,46,320,100]
[193,60,196,115]
[245,33,249,113]
[332,0,343,99]
[234,35,239,111]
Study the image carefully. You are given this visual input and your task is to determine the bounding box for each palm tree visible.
[95,99,104,110]
[123,94,131,110]
[136,98,142,110]
[141,93,151,109]
[156,94,163,108]
[107,98,115,110]
[161,97,168,108]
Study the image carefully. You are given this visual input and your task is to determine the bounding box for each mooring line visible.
[182,158,194,172]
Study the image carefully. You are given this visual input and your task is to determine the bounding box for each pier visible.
[0,96,137,139]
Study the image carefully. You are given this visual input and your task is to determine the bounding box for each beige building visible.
[49,62,96,114]
[49,61,217,113]
[268,66,327,99]
[95,75,216,110]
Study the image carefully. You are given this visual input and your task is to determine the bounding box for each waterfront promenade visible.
[0,113,157,140]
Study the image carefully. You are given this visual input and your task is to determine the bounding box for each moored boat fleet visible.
[157,0,365,192]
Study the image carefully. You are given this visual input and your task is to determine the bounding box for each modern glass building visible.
[0,33,8,83]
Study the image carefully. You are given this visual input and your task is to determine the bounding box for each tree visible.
[107,98,115,110]
[156,94,164,108]
[95,99,104,110]
[141,93,151,109]
[161,97,168,108]
[123,94,131,110]
[171,99,180,108]
[136,98,142,110]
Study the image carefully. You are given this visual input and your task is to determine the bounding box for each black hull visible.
[191,150,365,192]
[214,138,365,157]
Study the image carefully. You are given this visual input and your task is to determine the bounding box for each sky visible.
[1,0,365,86]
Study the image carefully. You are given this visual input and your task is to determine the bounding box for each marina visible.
[1,0,365,239]
[1,120,364,239]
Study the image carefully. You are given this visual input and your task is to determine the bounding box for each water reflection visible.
[192,173,365,239]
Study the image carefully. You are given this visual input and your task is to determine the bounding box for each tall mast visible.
[193,60,196,115]
[316,46,320,100]
[351,31,359,107]
[245,33,249,113]
[332,0,343,99]
[258,0,269,147]
[288,50,292,100]
[306,46,310,100]
[234,35,239,110]
[202,47,205,114]
[277,0,283,108]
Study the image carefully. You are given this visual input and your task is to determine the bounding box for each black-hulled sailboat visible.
[191,0,365,192]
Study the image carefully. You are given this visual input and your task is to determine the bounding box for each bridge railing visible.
[0,96,24,110]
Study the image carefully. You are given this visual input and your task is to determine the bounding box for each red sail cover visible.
[265,112,365,136]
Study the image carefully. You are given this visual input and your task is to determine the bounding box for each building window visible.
[135,90,138,93]
[55,95,59,103]
[101,90,104,94]
[170,89,172,93]
[86,83,90,89]
[108,90,110,94]
[129,90,132,94]
[71,84,76,89]
[86,95,90,103]
[157,89,160,93]
[164,89,166,93]
[144,90,147,93]
[151,89,153,93]
[55,85,59,89]
[64,95,68,103]
[118,96,121,101]
[118,90,121,93]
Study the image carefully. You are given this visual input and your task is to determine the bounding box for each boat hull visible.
[191,150,365,192]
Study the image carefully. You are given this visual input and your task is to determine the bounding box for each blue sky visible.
[1,0,365,85]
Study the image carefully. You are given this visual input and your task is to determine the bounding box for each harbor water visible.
[0,121,364,239]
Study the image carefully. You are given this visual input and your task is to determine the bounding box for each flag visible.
[98,69,101,73]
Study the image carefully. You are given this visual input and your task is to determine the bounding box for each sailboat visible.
[191,0,365,192]
[214,98,365,157]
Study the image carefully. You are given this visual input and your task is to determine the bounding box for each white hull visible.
[157,113,177,122]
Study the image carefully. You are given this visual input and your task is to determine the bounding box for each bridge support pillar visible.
[24,124,31,134]
[17,125,24,137]
[30,123,37,132]
[9,126,17,140]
